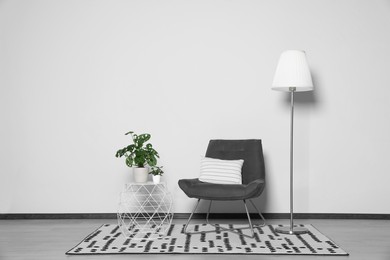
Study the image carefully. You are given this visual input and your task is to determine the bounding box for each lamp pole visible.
[289,87,295,233]
[275,87,309,235]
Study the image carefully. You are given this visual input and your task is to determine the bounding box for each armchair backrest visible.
[205,139,265,185]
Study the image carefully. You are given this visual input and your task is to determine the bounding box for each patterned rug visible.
[66,223,348,255]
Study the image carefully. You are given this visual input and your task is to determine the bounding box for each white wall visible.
[1,0,390,214]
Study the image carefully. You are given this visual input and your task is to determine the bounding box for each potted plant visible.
[115,131,160,183]
[150,166,164,184]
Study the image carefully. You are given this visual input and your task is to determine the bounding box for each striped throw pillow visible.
[199,157,244,184]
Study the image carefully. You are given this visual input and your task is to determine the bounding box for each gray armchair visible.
[178,139,266,238]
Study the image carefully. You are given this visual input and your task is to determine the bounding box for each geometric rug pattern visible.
[66,223,348,255]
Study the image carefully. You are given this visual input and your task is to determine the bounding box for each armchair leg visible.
[184,199,220,235]
[205,200,213,225]
[248,199,266,227]
[243,200,254,237]
[183,198,201,234]
[183,199,266,239]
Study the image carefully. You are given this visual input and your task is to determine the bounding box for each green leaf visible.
[126,144,135,153]
[132,133,138,144]
[115,148,126,157]
[142,134,151,142]
[148,156,157,166]
[124,131,134,136]
[125,157,133,167]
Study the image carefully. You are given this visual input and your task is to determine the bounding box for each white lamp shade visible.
[272,50,313,92]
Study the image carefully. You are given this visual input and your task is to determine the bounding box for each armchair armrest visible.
[245,179,265,199]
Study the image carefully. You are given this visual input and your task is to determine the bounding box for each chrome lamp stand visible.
[275,87,309,235]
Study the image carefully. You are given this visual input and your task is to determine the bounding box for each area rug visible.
[66,223,348,255]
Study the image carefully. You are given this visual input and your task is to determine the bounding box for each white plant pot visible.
[133,167,149,183]
[152,175,161,184]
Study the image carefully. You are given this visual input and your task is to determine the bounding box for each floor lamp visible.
[272,50,313,235]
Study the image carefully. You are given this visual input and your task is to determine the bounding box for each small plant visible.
[115,131,159,168]
[150,166,164,176]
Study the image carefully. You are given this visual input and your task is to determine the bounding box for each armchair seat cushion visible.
[178,178,265,201]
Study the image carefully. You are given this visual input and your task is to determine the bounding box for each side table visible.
[117,182,173,240]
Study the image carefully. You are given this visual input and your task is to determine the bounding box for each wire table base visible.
[117,182,173,240]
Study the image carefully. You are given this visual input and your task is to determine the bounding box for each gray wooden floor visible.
[0,218,389,259]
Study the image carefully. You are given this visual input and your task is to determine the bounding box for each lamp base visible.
[275,226,309,235]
